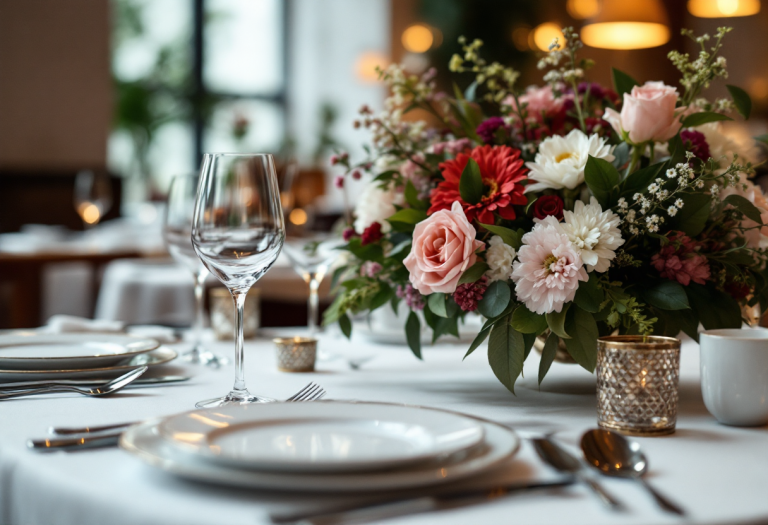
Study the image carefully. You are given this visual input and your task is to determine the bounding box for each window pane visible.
[204,0,283,95]
[204,100,285,154]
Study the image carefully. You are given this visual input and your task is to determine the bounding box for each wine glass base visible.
[195,392,275,408]
[180,349,203,364]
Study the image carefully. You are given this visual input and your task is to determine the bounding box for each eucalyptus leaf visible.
[405,312,422,359]
[477,281,512,318]
[459,158,484,205]
[538,331,559,385]
[511,306,548,334]
[487,317,525,394]
[727,84,752,120]
[546,304,571,339]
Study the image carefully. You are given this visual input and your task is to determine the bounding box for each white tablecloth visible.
[0,330,766,525]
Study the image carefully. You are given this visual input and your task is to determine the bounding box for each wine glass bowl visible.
[192,154,285,408]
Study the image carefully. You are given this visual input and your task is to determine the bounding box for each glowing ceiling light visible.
[688,0,761,17]
[581,0,670,50]
[532,22,565,51]
[402,24,434,53]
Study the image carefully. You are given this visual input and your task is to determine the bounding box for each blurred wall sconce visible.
[531,22,565,51]
[289,208,308,226]
[511,24,532,51]
[401,24,442,54]
[355,51,389,82]
[581,0,670,50]
[688,0,760,17]
[567,0,600,19]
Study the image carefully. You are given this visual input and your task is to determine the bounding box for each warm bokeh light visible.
[289,208,307,225]
[567,0,601,19]
[355,51,388,82]
[532,23,565,51]
[401,24,434,53]
[511,25,531,51]
[78,203,101,225]
[688,0,761,17]
[748,77,768,102]
[581,22,670,49]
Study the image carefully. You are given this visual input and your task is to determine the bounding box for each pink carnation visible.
[651,232,711,286]
[511,217,588,314]
[404,201,485,295]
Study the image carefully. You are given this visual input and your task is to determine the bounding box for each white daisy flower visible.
[557,197,625,273]
[525,129,614,192]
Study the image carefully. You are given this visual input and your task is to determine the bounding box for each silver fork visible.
[0,367,148,401]
[31,382,326,451]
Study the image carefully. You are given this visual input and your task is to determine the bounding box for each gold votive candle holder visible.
[274,337,317,372]
[210,288,261,340]
[596,335,681,436]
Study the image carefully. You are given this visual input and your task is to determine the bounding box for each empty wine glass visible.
[73,170,112,229]
[282,235,340,335]
[192,153,285,408]
[163,174,227,368]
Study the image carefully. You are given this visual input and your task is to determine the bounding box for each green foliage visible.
[405,312,422,359]
[563,306,598,372]
[511,306,548,334]
[538,331,560,385]
[464,325,492,360]
[404,180,430,211]
[727,84,752,120]
[674,193,712,237]
[619,163,664,199]
[574,273,604,313]
[611,68,639,98]
[724,194,764,224]
[478,223,522,250]
[546,304,571,339]
[584,156,621,208]
[459,158,484,205]
[345,238,384,263]
[477,281,511,318]
[685,283,742,330]
[338,313,352,339]
[386,209,428,232]
[681,111,733,128]
[487,316,526,394]
[458,261,490,285]
[427,293,460,318]
[641,280,690,311]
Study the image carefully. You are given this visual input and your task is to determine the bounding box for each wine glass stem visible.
[192,271,207,351]
[308,277,320,336]
[231,291,248,395]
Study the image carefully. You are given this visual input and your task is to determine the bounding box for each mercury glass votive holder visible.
[596,335,681,436]
[274,337,317,372]
[210,288,260,340]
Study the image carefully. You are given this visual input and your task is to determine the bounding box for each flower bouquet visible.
[325,27,768,393]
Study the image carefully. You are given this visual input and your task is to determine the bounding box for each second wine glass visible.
[192,153,285,408]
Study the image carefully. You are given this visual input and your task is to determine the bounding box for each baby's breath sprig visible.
[449,37,520,104]
[668,27,732,107]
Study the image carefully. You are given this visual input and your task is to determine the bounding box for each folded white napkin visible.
[40,315,177,344]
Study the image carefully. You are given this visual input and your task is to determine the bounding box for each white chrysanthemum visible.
[485,236,516,282]
[353,182,400,234]
[559,197,625,273]
[697,122,759,168]
[525,129,615,193]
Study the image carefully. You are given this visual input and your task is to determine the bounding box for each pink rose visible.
[404,201,485,295]
[504,85,571,121]
[603,81,683,144]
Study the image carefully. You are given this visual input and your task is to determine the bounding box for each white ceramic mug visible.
[699,329,768,427]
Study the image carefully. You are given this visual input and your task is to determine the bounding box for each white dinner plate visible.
[120,411,520,492]
[0,346,177,381]
[0,333,159,370]
[157,402,486,473]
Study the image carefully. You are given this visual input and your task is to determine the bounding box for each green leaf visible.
[338,313,352,339]
[459,158,484,205]
[404,180,428,211]
[678,308,700,342]
[464,80,478,102]
[755,134,768,147]
[641,280,690,311]
[538,331,559,385]
[477,281,511,318]
[463,324,491,359]
[584,156,621,208]
[478,223,522,249]
[432,316,459,343]
[546,303,571,339]
[574,273,603,313]
[674,193,711,237]
[427,293,459,318]
[346,238,384,263]
[724,194,764,224]
[369,285,394,311]
[682,111,733,128]
[686,283,742,330]
[387,208,427,227]
[458,261,490,285]
[619,162,664,198]
[405,312,422,359]
[612,141,630,170]
[611,68,639,99]
[727,84,751,120]
[665,134,686,166]
[511,306,548,334]
[563,306,598,372]
[487,317,526,394]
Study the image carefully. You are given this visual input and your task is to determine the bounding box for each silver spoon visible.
[532,436,623,510]
[581,428,685,516]
[0,366,148,401]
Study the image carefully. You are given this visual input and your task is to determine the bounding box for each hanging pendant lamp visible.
[581,0,671,50]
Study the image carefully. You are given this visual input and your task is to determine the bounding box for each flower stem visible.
[626,144,645,176]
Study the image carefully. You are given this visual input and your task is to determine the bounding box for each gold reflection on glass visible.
[172,432,206,443]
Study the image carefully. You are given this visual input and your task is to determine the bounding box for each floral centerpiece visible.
[324,27,768,393]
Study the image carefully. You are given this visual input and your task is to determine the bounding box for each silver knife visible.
[0,376,189,391]
[29,433,122,451]
[269,478,575,524]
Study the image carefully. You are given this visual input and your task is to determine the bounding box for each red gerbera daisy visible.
[428,145,528,224]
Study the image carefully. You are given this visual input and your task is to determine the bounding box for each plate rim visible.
[0,333,160,362]
[157,401,486,473]
[0,346,177,375]
[119,402,521,492]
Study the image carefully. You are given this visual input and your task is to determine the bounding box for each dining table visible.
[0,328,766,525]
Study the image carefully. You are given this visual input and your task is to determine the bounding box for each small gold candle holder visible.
[210,288,260,340]
[596,335,681,436]
[274,337,317,372]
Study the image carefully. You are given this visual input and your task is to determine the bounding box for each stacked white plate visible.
[0,333,176,381]
[120,401,521,492]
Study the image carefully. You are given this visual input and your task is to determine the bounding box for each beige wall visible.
[0,0,111,171]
